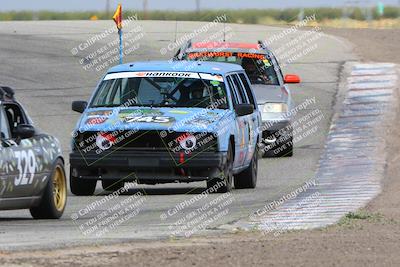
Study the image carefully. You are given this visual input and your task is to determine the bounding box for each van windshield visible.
[90,72,228,109]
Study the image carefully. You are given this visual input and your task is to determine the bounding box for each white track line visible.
[226,62,398,232]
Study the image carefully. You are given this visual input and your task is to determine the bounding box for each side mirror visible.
[284,74,301,84]
[15,124,35,139]
[72,101,88,113]
[235,104,254,116]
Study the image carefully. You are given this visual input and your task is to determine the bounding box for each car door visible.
[3,103,42,198]
[237,72,260,161]
[226,74,249,168]
[0,105,19,198]
[231,73,257,166]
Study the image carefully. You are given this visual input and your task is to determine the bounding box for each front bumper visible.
[70,150,227,182]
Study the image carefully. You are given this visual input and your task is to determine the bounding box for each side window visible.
[226,76,240,105]
[4,104,26,138]
[0,107,11,140]
[232,74,250,104]
[239,73,256,107]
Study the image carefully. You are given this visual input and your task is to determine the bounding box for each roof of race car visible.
[107,60,244,75]
[185,42,269,54]
[192,42,260,49]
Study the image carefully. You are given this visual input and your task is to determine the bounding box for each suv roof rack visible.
[0,86,15,102]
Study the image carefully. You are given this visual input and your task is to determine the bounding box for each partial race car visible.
[175,40,301,157]
[0,86,66,219]
[70,61,261,195]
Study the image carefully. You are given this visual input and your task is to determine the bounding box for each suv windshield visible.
[185,52,279,85]
[90,72,228,109]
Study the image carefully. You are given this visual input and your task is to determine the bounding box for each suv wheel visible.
[207,143,233,193]
[234,147,258,189]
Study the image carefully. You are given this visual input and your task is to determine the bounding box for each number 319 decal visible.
[14,150,37,186]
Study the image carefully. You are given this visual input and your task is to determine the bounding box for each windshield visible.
[185,52,279,85]
[90,72,228,109]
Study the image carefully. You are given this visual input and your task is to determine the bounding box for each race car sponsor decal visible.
[124,115,174,124]
[104,72,224,82]
[104,72,199,80]
[87,110,113,117]
[187,52,233,59]
[187,52,266,60]
[168,110,189,114]
[14,150,37,186]
[176,133,197,151]
[263,59,272,67]
[237,53,265,60]
[199,73,224,82]
[86,117,108,125]
[119,109,164,120]
[96,133,116,151]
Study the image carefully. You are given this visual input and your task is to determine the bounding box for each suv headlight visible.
[262,103,288,113]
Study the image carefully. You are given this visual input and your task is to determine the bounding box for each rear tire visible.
[234,147,258,189]
[70,166,96,196]
[102,180,125,192]
[30,159,67,219]
[207,143,233,193]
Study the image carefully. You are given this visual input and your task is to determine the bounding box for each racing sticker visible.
[237,53,266,60]
[86,117,108,125]
[105,72,199,80]
[168,110,189,114]
[119,109,165,122]
[177,133,197,151]
[96,133,116,151]
[104,72,224,82]
[14,150,37,186]
[263,59,272,67]
[87,110,113,118]
[124,115,174,124]
[187,52,233,59]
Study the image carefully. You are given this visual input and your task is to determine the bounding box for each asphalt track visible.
[0,20,357,250]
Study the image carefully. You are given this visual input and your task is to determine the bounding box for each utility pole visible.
[143,0,148,20]
[106,0,110,17]
[195,0,200,14]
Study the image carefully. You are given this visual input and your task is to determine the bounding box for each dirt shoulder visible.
[1,28,400,267]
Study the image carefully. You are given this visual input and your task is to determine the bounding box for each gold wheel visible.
[52,165,67,211]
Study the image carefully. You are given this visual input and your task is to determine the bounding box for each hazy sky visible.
[0,0,399,11]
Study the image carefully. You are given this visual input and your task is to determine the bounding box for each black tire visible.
[207,143,233,193]
[70,166,96,196]
[30,159,67,219]
[234,147,258,189]
[102,179,125,192]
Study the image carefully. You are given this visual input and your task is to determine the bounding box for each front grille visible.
[73,130,218,155]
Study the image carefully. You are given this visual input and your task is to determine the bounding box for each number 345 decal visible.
[14,150,37,186]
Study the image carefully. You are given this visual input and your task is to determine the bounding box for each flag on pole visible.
[112,4,123,64]
[113,4,122,30]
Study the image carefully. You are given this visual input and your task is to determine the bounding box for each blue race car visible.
[70,61,261,195]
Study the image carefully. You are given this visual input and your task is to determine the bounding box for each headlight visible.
[262,103,288,113]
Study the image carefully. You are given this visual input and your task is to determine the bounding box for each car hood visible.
[252,84,288,104]
[78,106,231,133]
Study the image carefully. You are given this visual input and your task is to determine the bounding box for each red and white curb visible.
[226,62,398,232]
